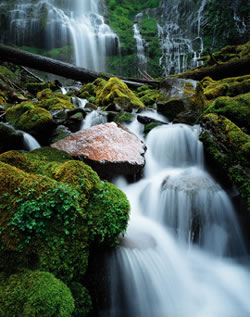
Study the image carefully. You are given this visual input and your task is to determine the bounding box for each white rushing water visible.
[103,119,250,316]
[156,0,208,75]
[8,0,119,71]
[133,20,147,74]
[22,131,40,151]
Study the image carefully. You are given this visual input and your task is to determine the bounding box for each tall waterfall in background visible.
[156,0,208,75]
[7,0,119,71]
[103,118,250,316]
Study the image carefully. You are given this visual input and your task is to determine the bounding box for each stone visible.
[51,122,146,178]
[0,122,25,153]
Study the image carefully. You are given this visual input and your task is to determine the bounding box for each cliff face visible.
[0,0,248,76]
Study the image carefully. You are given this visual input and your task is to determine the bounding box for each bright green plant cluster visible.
[7,182,80,248]
[86,181,130,246]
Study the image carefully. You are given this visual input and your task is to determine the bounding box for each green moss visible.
[203,75,250,100]
[199,114,250,207]
[70,282,92,317]
[0,270,74,317]
[115,111,134,123]
[138,88,165,106]
[144,122,162,134]
[96,77,144,109]
[5,102,54,140]
[86,181,130,246]
[204,93,250,132]
[105,0,161,76]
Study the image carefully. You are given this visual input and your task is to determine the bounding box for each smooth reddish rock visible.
[51,122,146,178]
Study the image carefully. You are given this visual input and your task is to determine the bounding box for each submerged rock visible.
[51,122,146,178]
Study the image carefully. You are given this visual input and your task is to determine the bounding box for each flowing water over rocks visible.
[103,119,250,316]
[6,0,119,71]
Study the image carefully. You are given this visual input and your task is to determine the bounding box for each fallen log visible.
[0,44,159,88]
[175,57,250,81]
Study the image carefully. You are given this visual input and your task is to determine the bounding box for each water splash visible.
[104,121,250,316]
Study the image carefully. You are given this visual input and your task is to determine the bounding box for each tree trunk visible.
[0,44,159,88]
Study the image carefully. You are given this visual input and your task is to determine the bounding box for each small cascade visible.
[156,0,208,75]
[71,97,88,109]
[104,120,250,316]
[7,0,119,71]
[81,110,107,130]
[22,132,40,151]
[133,21,147,74]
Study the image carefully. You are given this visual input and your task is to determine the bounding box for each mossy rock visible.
[0,270,74,317]
[5,102,54,141]
[26,81,59,95]
[36,89,75,111]
[0,161,89,280]
[96,77,144,110]
[86,181,130,246]
[199,114,250,209]
[203,75,250,100]
[70,282,92,317]
[144,122,163,134]
[204,93,250,133]
[138,89,165,107]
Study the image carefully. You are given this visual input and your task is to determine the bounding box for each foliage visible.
[86,181,130,246]
[0,270,74,317]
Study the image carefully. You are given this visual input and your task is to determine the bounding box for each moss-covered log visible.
[175,57,250,81]
[0,44,159,88]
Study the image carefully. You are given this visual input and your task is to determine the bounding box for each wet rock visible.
[49,125,72,144]
[173,110,200,125]
[51,122,146,178]
[0,122,25,153]
[137,115,167,125]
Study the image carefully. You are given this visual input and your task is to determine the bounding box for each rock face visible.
[51,122,146,178]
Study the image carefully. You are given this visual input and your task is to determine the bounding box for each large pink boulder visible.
[51,122,146,178]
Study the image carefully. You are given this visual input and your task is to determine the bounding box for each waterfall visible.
[81,109,107,130]
[133,17,147,74]
[7,0,119,71]
[156,0,208,75]
[103,120,250,316]
[22,131,41,150]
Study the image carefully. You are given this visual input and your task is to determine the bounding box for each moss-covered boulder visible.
[86,181,130,245]
[26,81,60,95]
[202,75,250,100]
[0,270,74,317]
[5,101,54,142]
[0,146,130,314]
[199,114,250,210]
[96,77,144,110]
[204,93,250,133]
[137,88,165,107]
[157,79,205,121]
[37,88,75,111]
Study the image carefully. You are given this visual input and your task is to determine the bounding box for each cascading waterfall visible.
[7,0,119,71]
[156,0,208,75]
[103,118,250,316]
[22,131,41,151]
[133,14,147,75]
